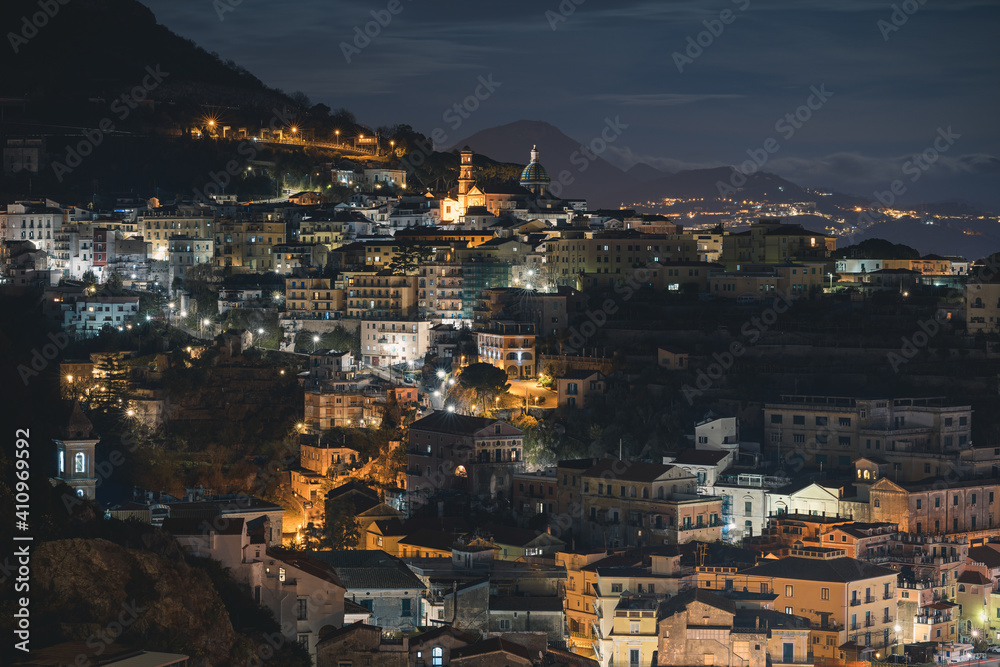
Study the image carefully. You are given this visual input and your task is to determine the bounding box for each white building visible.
[62,294,140,335]
[360,319,431,369]
[1,201,63,263]
[167,236,213,286]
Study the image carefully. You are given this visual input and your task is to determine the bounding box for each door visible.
[783,643,794,664]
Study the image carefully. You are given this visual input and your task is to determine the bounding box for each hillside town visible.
[6,138,1000,667]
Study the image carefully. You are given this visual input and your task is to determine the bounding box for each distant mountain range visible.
[450,121,870,210]
[1,0,994,258]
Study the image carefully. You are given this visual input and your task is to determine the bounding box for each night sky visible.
[139,0,1000,207]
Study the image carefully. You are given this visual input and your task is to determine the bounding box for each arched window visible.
[642,487,649,499]
[629,486,637,498]
[958,584,966,593]
[657,487,664,499]
[74,452,86,474]
[432,646,444,666]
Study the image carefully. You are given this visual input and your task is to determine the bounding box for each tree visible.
[388,243,435,275]
[458,363,510,414]
[90,352,129,410]
[105,270,124,292]
[82,270,98,289]
[321,496,360,549]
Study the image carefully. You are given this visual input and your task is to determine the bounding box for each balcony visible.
[850,598,862,607]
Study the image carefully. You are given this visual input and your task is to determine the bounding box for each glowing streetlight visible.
[446,405,455,413]
[312,335,320,352]
[448,378,456,386]
[66,375,74,383]
[437,369,446,379]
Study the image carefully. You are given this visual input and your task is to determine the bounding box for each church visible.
[441,145,553,222]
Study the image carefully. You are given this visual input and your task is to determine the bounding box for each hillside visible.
[0,0,293,124]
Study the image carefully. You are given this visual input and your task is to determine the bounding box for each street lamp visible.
[312,335,320,352]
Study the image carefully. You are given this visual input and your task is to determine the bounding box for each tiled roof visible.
[451,637,532,662]
[409,411,498,436]
[398,528,459,552]
[306,550,425,591]
[740,556,896,583]
[659,588,735,619]
[670,449,730,466]
[582,458,674,483]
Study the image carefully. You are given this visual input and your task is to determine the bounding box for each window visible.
[612,583,623,593]
[745,501,753,516]
[793,415,805,425]
[74,452,86,474]
[839,436,851,447]
[630,621,640,634]
[432,646,444,666]
[497,619,511,630]
[786,585,794,597]
[360,599,373,611]
[916,499,922,510]
[401,598,412,617]
[297,597,308,620]
[297,633,309,649]
[816,416,828,426]
[839,417,851,427]
[822,588,830,600]
[771,414,783,424]
[785,606,793,615]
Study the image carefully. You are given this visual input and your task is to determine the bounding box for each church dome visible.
[519,145,550,186]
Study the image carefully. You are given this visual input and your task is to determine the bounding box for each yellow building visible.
[285,277,344,317]
[342,270,418,320]
[138,210,214,261]
[708,262,825,300]
[603,595,660,667]
[213,218,285,270]
[966,279,1000,334]
[477,321,536,379]
[580,460,723,549]
[546,232,700,285]
[698,546,898,656]
[719,219,835,270]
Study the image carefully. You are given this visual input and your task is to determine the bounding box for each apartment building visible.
[699,546,897,655]
[418,263,464,325]
[360,319,430,368]
[343,270,418,320]
[167,235,213,285]
[138,208,213,261]
[718,219,835,270]
[477,321,536,379]
[966,278,1000,334]
[868,477,1000,536]
[763,395,972,479]
[284,277,344,318]
[546,231,700,284]
[708,262,825,299]
[213,218,285,270]
[1,200,64,260]
[406,412,524,515]
[579,459,724,549]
